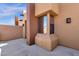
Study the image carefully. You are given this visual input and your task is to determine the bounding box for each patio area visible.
[0,38,79,56]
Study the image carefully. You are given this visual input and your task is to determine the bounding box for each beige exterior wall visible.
[35,3,59,16]
[23,10,27,24]
[0,25,23,41]
[51,4,59,15]
[55,4,79,50]
[22,10,27,38]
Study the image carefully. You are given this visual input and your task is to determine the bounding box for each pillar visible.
[47,13,50,34]
[26,3,38,45]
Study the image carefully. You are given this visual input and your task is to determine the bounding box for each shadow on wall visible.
[0,25,23,41]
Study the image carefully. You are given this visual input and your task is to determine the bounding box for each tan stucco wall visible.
[51,4,59,15]
[55,4,79,50]
[35,3,59,16]
[0,25,23,41]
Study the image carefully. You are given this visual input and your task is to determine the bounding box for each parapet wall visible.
[0,25,23,41]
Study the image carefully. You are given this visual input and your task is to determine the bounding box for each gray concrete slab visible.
[0,38,79,56]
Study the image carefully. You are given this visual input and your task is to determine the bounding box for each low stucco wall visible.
[35,33,58,51]
[0,25,23,41]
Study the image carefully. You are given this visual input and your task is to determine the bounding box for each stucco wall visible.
[35,3,59,16]
[51,4,59,15]
[0,25,23,41]
[27,4,38,45]
[55,4,79,50]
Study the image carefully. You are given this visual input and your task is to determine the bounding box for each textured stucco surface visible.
[35,34,58,51]
[35,3,59,16]
[0,25,23,41]
[55,4,79,50]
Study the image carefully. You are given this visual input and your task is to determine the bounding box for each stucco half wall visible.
[55,3,79,50]
[0,25,23,41]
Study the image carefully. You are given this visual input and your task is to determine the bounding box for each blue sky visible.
[0,3,26,25]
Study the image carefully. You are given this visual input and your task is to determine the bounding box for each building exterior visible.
[18,20,23,26]
[26,3,59,45]
[15,16,23,26]
[22,10,27,38]
[15,10,27,38]
[26,3,79,50]
[15,16,19,26]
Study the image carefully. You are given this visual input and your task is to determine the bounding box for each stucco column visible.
[47,13,50,34]
[26,3,38,45]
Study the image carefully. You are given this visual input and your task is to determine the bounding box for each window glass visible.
[38,16,48,34]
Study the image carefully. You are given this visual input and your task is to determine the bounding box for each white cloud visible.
[0,3,26,25]
[0,4,26,18]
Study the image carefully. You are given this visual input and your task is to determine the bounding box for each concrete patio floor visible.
[0,38,79,56]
